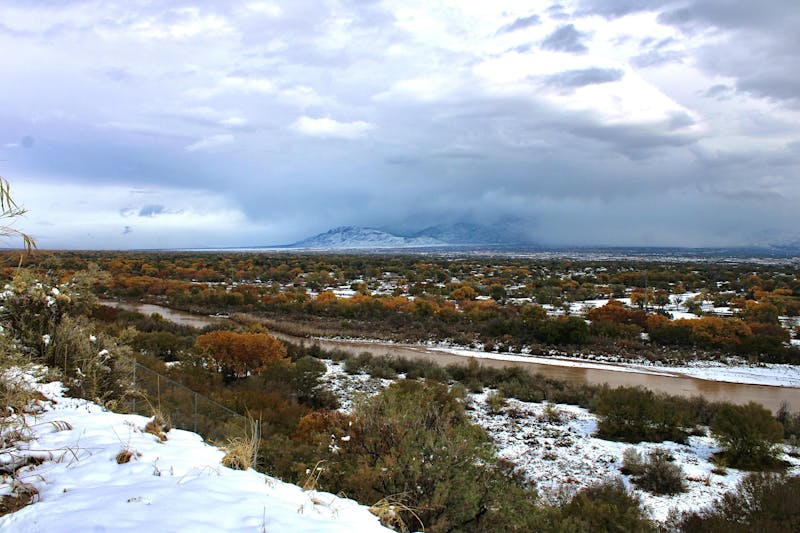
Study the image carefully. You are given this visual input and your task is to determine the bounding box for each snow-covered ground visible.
[0,370,390,533]
[319,360,800,523]
[466,393,789,522]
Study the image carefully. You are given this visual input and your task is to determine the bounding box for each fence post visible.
[194,393,198,433]
[132,361,137,413]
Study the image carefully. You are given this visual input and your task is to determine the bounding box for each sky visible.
[1,0,799,250]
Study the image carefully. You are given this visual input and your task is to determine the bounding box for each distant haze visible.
[1,1,799,249]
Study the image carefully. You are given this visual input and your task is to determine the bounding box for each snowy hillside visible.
[290,226,445,249]
[0,371,390,533]
[413,221,534,245]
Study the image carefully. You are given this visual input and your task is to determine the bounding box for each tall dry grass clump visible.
[221,416,260,471]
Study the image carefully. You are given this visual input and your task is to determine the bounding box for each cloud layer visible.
[1,0,799,249]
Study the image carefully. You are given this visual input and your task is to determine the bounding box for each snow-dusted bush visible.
[711,402,784,469]
[297,380,524,532]
[678,473,800,531]
[549,479,655,532]
[634,448,686,495]
[621,447,645,476]
[0,271,132,408]
[594,386,691,443]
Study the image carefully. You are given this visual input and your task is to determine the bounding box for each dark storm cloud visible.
[497,14,540,35]
[702,84,733,99]
[581,0,800,107]
[138,205,165,217]
[544,67,624,88]
[541,24,588,53]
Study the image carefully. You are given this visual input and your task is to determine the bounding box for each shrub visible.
[306,381,511,532]
[594,386,691,443]
[45,315,134,408]
[620,447,645,476]
[632,448,686,495]
[486,391,507,414]
[678,473,800,532]
[711,402,784,469]
[546,479,655,532]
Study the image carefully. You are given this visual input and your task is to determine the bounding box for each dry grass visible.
[0,482,39,517]
[144,409,171,443]
[221,417,259,471]
[116,447,140,464]
[300,460,326,491]
[369,495,424,533]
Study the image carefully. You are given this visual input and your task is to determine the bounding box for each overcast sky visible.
[1,0,799,249]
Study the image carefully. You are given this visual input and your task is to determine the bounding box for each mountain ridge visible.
[289,226,446,249]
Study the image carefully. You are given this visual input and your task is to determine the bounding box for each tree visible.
[194,330,289,382]
[711,402,784,469]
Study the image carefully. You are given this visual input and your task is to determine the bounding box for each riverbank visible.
[101,300,800,411]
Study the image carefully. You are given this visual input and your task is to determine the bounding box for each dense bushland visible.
[11,249,800,364]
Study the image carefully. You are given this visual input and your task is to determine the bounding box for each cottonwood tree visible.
[194,331,289,382]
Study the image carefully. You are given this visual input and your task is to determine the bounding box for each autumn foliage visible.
[194,331,289,381]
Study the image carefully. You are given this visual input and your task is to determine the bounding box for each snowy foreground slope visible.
[0,376,390,533]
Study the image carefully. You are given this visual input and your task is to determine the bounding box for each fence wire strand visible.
[127,359,247,443]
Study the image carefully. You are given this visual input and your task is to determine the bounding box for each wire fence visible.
[127,360,248,444]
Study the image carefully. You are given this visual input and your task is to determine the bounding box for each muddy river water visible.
[104,301,800,412]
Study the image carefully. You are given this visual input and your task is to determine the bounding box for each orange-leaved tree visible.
[194,330,289,382]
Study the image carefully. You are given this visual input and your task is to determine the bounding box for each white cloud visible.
[181,107,248,128]
[185,76,275,100]
[129,8,234,41]
[244,1,283,17]
[185,134,235,152]
[290,116,374,139]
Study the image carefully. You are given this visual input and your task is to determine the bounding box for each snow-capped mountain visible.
[412,221,534,245]
[290,226,446,249]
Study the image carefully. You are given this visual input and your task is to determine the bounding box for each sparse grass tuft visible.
[301,460,326,491]
[116,447,140,464]
[369,495,424,533]
[221,417,260,471]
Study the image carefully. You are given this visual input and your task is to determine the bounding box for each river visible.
[102,300,800,412]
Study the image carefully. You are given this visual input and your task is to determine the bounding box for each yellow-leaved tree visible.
[194,330,289,382]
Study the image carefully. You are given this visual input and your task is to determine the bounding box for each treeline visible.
[8,250,799,364]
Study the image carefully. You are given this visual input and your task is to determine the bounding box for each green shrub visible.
[594,386,692,443]
[45,315,134,408]
[620,447,645,476]
[366,361,397,379]
[308,380,513,532]
[711,402,784,469]
[632,448,686,495]
[486,391,507,414]
[678,473,800,532]
[545,479,656,532]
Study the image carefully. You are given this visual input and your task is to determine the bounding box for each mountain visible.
[413,221,534,245]
[290,226,446,249]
